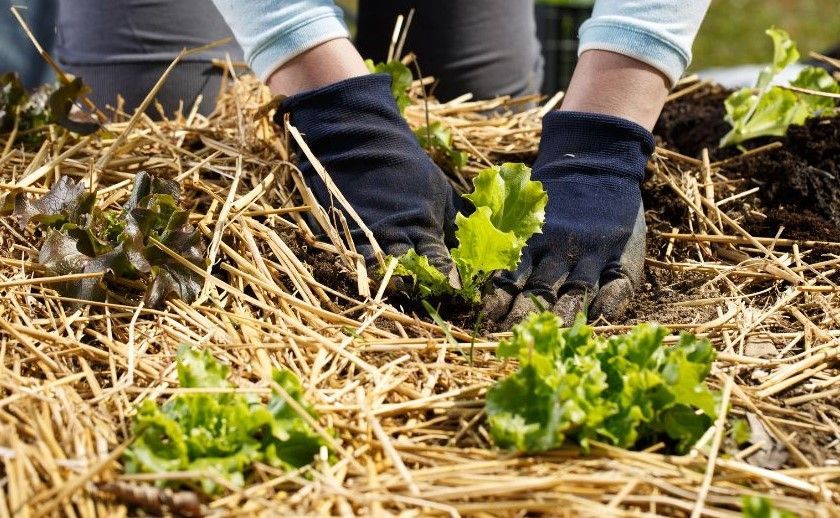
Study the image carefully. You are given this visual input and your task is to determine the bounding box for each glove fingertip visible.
[590,277,635,322]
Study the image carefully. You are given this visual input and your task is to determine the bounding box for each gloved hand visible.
[276,74,461,287]
[483,111,654,327]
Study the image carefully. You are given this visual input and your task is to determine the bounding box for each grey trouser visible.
[0,0,57,87]
[55,0,244,117]
[55,0,542,117]
[356,0,542,101]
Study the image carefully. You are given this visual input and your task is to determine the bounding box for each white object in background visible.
[696,63,807,89]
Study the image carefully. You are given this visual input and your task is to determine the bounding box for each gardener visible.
[54,1,711,326]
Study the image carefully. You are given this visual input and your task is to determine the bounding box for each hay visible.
[0,64,838,517]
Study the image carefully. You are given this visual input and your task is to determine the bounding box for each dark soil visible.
[278,227,485,332]
[277,229,358,300]
[654,84,733,159]
[654,84,840,243]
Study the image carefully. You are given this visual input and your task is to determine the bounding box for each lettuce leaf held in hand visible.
[485,312,719,453]
[720,27,840,147]
[0,171,205,308]
[395,162,548,302]
[124,347,327,495]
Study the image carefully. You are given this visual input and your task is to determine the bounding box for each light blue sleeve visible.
[578,0,712,86]
[211,0,348,81]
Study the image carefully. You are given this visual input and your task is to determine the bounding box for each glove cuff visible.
[274,73,397,127]
[534,110,655,184]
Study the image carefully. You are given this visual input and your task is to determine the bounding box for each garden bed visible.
[0,67,838,517]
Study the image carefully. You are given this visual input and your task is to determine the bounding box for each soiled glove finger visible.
[481,248,535,322]
[552,285,594,328]
[484,110,654,328]
[277,73,458,273]
[589,206,646,320]
[497,251,571,328]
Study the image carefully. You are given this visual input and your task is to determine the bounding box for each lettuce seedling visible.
[721,27,839,147]
[0,172,204,307]
[396,163,547,302]
[124,347,326,494]
[0,73,98,144]
[486,312,719,453]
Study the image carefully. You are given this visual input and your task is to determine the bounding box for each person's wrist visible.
[560,50,669,130]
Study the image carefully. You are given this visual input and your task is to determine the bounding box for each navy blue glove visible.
[483,111,654,326]
[277,74,460,286]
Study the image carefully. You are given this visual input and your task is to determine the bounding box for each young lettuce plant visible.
[0,73,98,145]
[124,347,326,495]
[414,121,469,171]
[720,27,840,147]
[0,171,204,307]
[486,312,719,453]
[396,163,548,302]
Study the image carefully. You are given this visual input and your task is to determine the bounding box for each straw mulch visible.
[0,66,838,517]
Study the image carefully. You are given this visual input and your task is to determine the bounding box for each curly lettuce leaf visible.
[451,208,523,302]
[395,249,451,297]
[464,163,547,240]
[486,312,718,454]
[125,348,326,494]
[756,27,799,89]
[790,66,840,113]
[0,175,92,228]
[395,163,546,302]
[720,28,839,147]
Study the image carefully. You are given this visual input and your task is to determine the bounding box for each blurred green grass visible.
[335,0,839,69]
[691,0,840,70]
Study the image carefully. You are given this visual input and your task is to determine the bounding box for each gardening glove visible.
[483,111,654,327]
[276,74,461,287]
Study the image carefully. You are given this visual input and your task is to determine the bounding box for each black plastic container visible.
[535,3,593,94]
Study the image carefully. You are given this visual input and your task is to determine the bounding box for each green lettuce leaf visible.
[394,163,547,303]
[414,121,469,171]
[451,208,523,302]
[486,312,718,454]
[742,496,796,518]
[756,27,799,89]
[720,28,839,147]
[790,66,840,112]
[125,348,326,494]
[464,163,547,240]
[395,249,451,297]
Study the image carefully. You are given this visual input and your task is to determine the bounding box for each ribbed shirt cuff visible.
[578,20,688,87]
[250,13,349,82]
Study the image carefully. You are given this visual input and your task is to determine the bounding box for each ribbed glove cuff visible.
[534,110,655,184]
